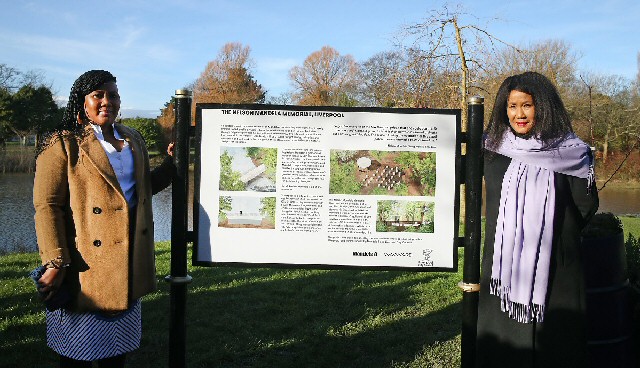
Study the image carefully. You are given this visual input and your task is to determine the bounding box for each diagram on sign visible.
[329,150,436,196]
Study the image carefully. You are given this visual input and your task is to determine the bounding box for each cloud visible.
[0,33,97,64]
[145,45,180,63]
[120,108,159,119]
[121,24,146,48]
[0,27,178,69]
[53,95,68,108]
[23,2,78,24]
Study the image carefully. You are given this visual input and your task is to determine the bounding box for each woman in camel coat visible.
[34,70,174,367]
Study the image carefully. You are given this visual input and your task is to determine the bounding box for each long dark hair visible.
[485,71,573,152]
[35,70,116,158]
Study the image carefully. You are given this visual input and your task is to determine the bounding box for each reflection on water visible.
[0,173,36,253]
[1,172,639,254]
[481,184,640,217]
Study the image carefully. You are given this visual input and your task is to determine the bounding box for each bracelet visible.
[45,257,70,269]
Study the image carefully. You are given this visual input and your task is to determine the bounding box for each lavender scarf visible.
[486,130,593,323]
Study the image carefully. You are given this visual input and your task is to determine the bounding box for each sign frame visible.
[192,103,462,272]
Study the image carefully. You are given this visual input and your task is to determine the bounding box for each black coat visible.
[476,152,599,368]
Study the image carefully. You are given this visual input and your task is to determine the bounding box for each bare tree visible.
[575,73,637,163]
[360,47,462,109]
[578,74,595,146]
[0,64,21,90]
[480,39,581,123]
[21,69,53,89]
[360,50,406,107]
[402,4,519,128]
[289,46,360,106]
[485,40,578,87]
[0,65,53,93]
[265,92,293,105]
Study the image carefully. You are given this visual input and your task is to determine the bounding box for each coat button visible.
[93,207,102,214]
[93,240,102,247]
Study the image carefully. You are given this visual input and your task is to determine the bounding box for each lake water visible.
[1,173,639,254]
[0,173,174,254]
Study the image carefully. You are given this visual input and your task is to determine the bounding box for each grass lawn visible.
[2,217,639,367]
[0,245,463,367]
[621,217,640,238]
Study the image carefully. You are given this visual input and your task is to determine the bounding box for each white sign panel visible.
[194,105,460,271]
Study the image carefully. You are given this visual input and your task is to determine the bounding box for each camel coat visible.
[34,123,174,312]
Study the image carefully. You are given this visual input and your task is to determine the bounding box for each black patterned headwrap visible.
[36,70,116,158]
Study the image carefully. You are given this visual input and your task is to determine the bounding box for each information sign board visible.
[193,104,461,271]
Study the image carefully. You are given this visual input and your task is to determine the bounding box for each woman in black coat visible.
[476,71,598,368]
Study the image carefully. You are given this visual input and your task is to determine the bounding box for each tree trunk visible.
[453,17,468,131]
[453,18,469,223]
[603,124,610,164]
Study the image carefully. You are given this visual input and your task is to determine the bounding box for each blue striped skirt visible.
[46,300,142,361]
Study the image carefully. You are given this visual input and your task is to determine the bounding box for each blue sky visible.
[0,0,638,118]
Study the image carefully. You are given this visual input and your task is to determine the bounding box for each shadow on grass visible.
[133,266,462,368]
[0,253,58,367]
[1,256,462,368]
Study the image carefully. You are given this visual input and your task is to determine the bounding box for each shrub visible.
[121,117,165,153]
[626,234,640,286]
[582,212,623,238]
[329,154,360,194]
[376,222,390,232]
[394,182,409,196]
[333,150,357,163]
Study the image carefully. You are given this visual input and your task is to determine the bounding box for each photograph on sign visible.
[218,196,276,229]
[193,105,460,271]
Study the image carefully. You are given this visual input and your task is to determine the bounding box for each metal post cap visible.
[468,95,484,105]
[174,89,192,98]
